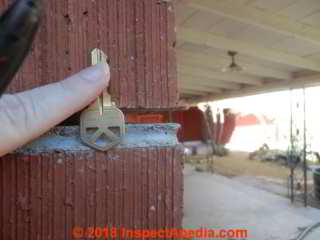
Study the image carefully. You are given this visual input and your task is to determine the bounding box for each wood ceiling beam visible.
[178,64,263,85]
[177,27,320,72]
[179,89,201,95]
[177,49,291,80]
[186,0,320,47]
[179,88,210,95]
[179,83,223,93]
[178,74,241,90]
[184,74,320,104]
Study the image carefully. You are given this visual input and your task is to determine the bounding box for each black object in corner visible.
[0,0,42,96]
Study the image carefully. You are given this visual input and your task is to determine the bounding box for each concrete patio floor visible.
[183,164,320,240]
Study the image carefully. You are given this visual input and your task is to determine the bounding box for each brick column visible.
[0,125,183,239]
[0,0,182,239]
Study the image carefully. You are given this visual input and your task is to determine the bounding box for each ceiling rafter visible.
[178,64,263,85]
[179,74,241,90]
[178,27,320,72]
[177,49,291,80]
[184,74,320,104]
[186,0,320,47]
[179,82,223,93]
[179,89,204,95]
[179,87,217,95]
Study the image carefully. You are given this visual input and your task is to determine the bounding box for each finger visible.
[0,63,109,156]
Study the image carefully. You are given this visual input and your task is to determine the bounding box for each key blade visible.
[88,48,110,111]
[80,48,125,151]
[87,94,103,114]
[103,90,112,107]
[91,48,101,65]
[91,48,108,65]
[92,49,112,107]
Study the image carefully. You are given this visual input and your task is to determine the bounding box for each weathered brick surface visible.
[2,0,178,109]
[0,147,183,240]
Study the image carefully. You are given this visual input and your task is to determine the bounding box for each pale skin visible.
[0,63,110,157]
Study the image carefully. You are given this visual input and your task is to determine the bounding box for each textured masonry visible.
[4,0,178,109]
[0,125,183,240]
[0,0,182,239]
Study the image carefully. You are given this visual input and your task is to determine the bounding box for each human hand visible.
[0,63,110,157]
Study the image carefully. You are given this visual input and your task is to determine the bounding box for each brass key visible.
[80,48,125,151]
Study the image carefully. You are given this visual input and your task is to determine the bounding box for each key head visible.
[80,106,125,151]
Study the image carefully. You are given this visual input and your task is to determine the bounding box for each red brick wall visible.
[0,2,182,238]
[0,147,183,239]
[3,0,178,109]
[172,107,207,142]
[125,108,208,142]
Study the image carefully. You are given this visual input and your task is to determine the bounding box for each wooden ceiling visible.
[175,0,320,103]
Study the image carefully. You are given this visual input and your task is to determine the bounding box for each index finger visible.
[0,63,109,156]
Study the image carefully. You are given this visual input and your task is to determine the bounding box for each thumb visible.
[0,63,109,156]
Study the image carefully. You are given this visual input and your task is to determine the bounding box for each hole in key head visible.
[86,127,98,136]
[95,133,110,148]
[108,127,120,136]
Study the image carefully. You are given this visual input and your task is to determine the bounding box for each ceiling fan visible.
[222,51,244,73]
